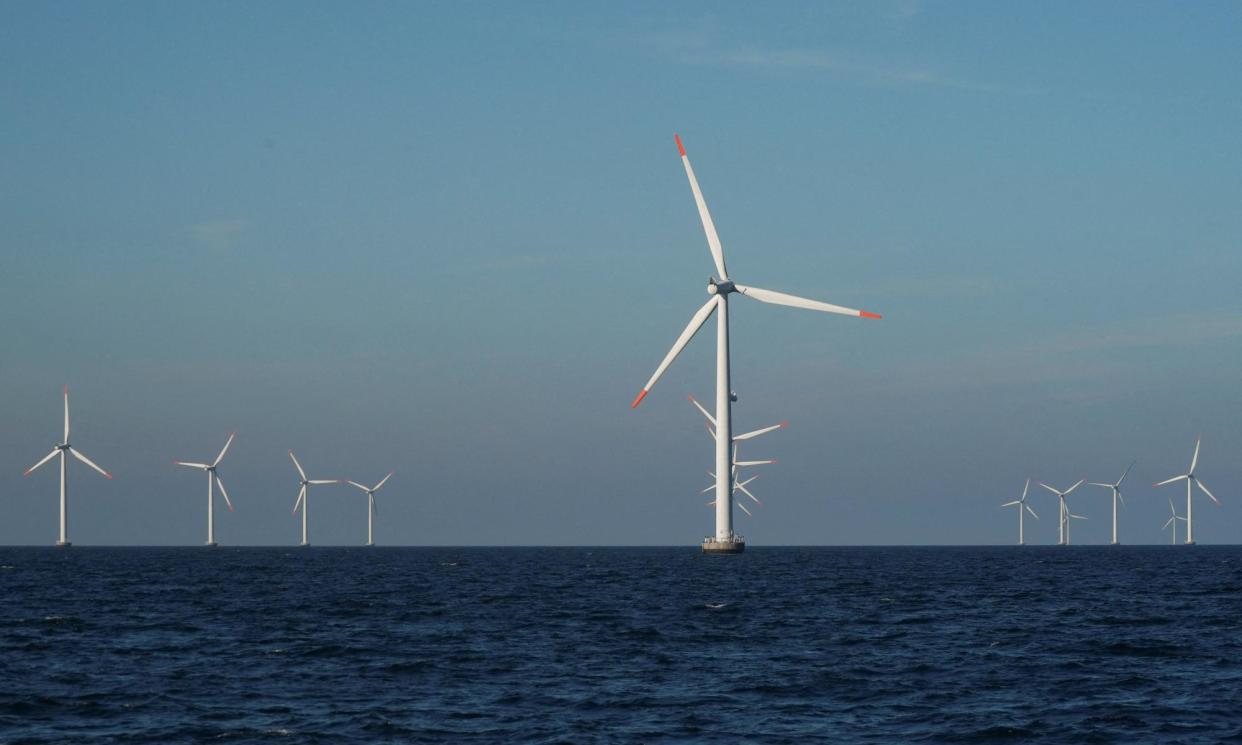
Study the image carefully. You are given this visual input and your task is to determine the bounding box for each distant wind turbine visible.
[289,451,339,547]
[1088,461,1135,546]
[1000,479,1038,545]
[1153,438,1220,545]
[1163,498,1188,545]
[1039,479,1085,546]
[24,386,112,546]
[174,432,236,547]
[631,135,880,554]
[692,395,782,523]
[346,472,393,547]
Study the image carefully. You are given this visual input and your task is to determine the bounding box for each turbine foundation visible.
[702,537,745,554]
[55,541,71,547]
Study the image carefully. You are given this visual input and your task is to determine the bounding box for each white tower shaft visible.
[207,472,215,546]
[367,494,374,546]
[714,294,733,542]
[302,492,309,546]
[1111,491,1118,545]
[1186,479,1193,544]
[58,451,69,546]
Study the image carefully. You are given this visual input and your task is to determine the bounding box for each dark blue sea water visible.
[2,546,1242,743]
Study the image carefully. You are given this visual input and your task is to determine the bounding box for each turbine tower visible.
[1000,478,1038,545]
[174,432,236,547]
[289,451,339,547]
[1038,479,1084,546]
[24,386,112,546]
[1163,498,1187,545]
[631,135,881,554]
[346,472,393,547]
[1088,461,1134,546]
[691,395,783,525]
[1153,437,1220,545]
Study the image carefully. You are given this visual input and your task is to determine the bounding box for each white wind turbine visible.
[632,135,880,553]
[24,386,112,546]
[1000,479,1038,545]
[690,395,783,523]
[289,451,339,547]
[1153,437,1220,545]
[1088,461,1134,546]
[346,472,393,547]
[1038,479,1085,546]
[174,432,236,547]
[1163,498,1187,545]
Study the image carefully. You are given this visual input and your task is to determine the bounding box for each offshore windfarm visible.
[5,4,1242,743]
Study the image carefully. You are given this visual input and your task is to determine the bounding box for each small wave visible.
[705,602,728,609]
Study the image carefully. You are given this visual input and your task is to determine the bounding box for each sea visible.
[2,545,1241,743]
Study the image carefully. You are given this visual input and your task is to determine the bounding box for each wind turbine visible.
[24,386,112,546]
[1000,478,1038,545]
[346,472,393,546]
[631,135,881,554]
[1088,461,1134,546]
[692,395,783,526]
[1038,479,1084,546]
[174,432,236,547]
[1163,498,1187,545]
[289,451,339,547]
[1153,437,1220,545]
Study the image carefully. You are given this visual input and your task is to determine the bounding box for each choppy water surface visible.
[2,546,1242,743]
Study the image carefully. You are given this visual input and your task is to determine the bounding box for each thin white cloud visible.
[189,218,250,253]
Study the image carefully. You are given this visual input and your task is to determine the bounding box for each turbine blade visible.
[687,395,716,427]
[736,500,753,517]
[1154,475,1188,487]
[1195,479,1221,506]
[174,461,210,470]
[1169,498,1177,516]
[308,479,338,485]
[1021,478,1030,502]
[1117,490,1126,506]
[1064,479,1084,495]
[292,485,305,515]
[1087,482,1113,489]
[1001,500,1021,507]
[69,448,111,479]
[1163,516,1175,530]
[733,422,788,442]
[1038,482,1061,496]
[736,483,762,505]
[25,448,60,476]
[213,432,236,467]
[632,297,719,408]
[700,484,715,494]
[371,493,378,515]
[736,475,759,489]
[289,450,307,480]
[1118,460,1136,486]
[734,283,881,320]
[1025,504,1039,520]
[675,134,728,280]
[346,480,369,492]
[734,459,776,467]
[705,422,716,440]
[373,471,394,492]
[215,474,234,512]
[63,385,70,442]
[1190,438,1201,473]
[1069,513,1087,520]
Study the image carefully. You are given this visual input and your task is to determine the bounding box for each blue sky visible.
[2,1,1240,545]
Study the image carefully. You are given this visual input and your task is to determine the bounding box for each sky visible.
[2,1,1241,546]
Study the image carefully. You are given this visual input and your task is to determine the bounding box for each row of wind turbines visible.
[23,387,394,546]
[1002,438,1222,545]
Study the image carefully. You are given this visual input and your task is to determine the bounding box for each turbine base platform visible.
[702,538,745,554]
[205,542,218,548]
[55,541,71,547]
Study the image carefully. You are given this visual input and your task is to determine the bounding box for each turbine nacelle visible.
[707,278,736,296]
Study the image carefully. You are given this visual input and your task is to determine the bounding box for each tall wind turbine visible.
[631,135,881,554]
[1088,461,1134,546]
[1038,479,1084,546]
[289,451,339,547]
[1000,479,1038,545]
[1163,498,1187,545]
[346,472,393,547]
[24,386,112,546]
[174,432,236,547]
[1153,437,1220,545]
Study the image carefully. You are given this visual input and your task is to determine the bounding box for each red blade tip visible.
[631,389,649,409]
[675,134,685,157]
[860,311,882,320]
[779,421,789,428]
